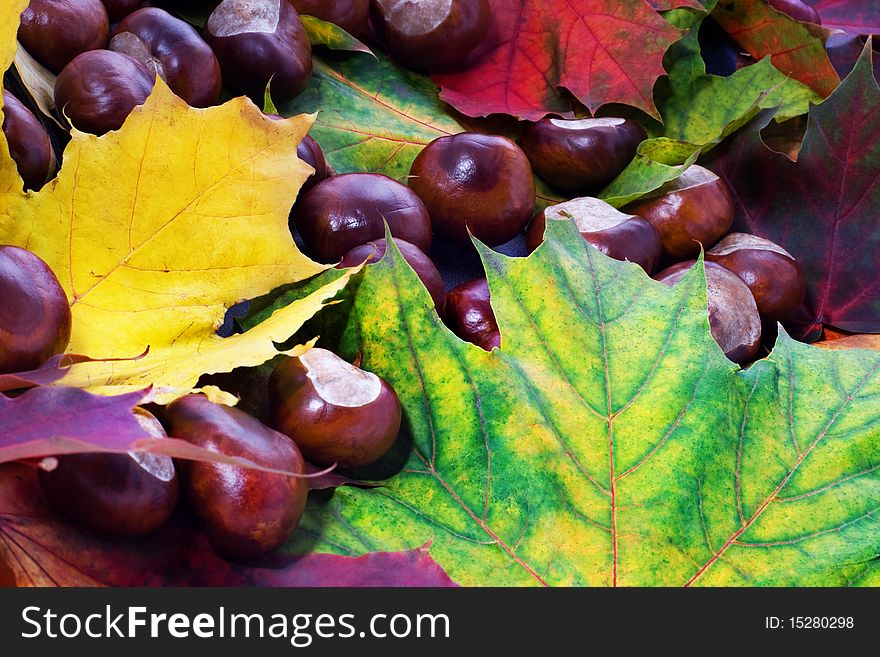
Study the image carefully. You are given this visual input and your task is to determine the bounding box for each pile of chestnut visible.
[1,244,404,560]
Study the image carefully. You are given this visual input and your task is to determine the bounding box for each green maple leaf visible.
[275,222,880,586]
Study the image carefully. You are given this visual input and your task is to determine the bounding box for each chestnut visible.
[164,394,308,561]
[370,0,489,71]
[54,50,155,135]
[654,260,762,365]
[204,0,312,104]
[101,0,142,22]
[626,165,735,261]
[706,233,806,322]
[38,409,179,535]
[525,197,662,274]
[519,118,646,193]
[767,0,821,24]
[18,0,110,74]
[296,173,432,263]
[409,133,535,247]
[292,0,369,36]
[2,91,56,191]
[444,278,500,351]
[110,7,222,108]
[297,134,330,195]
[337,238,446,312]
[0,245,71,374]
[269,349,402,468]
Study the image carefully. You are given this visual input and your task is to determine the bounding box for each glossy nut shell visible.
[18,0,110,73]
[1,91,55,191]
[444,277,500,351]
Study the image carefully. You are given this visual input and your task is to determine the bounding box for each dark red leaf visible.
[0,355,94,392]
[432,0,684,120]
[0,465,457,587]
[807,0,880,35]
[713,0,839,97]
[703,44,880,340]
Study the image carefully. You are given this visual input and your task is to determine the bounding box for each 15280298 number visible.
[790,617,854,629]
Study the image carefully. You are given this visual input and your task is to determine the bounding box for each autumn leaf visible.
[0,464,457,587]
[712,0,839,98]
[243,224,880,586]
[431,0,687,121]
[703,44,880,340]
[807,0,880,35]
[817,334,880,352]
[281,53,462,181]
[300,15,373,56]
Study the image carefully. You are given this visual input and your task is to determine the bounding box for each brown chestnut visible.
[519,118,646,193]
[768,0,821,24]
[204,0,312,104]
[101,0,142,22]
[0,245,71,374]
[370,0,489,71]
[409,133,535,247]
[626,165,734,261]
[526,197,662,274]
[292,0,369,36]
[338,238,446,312]
[110,7,222,108]
[38,409,179,536]
[2,91,56,191]
[655,260,762,365]
[706,233,806,322]
[164,394,308,561]
[296,173,432,263]
[18,0,110,74]
[270,348,402,468]
[54,50,155,135]
[444,278,500,351]
[297,134,330,195]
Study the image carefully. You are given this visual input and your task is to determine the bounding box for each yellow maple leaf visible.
[0,1,348,403]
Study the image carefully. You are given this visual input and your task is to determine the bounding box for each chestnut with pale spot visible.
[444,278,500,351]
[296,173,432,263]
[409,133,535,247]
[338,238,446,312]
[18,0,110,74]
[626,165,735,261]
[654,260,762,365]
[707,233,807,322]
[519,117,647,192]
[204,0,312,104]
[164,394,308,561]
[110,7,222,108]
[370,0,489,70]
[38,409,180,536]
[526,197,662,274]
[0,246,71,375]
[270,349,403,468]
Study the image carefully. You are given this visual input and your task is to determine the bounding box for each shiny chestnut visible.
[2,91,56,191]
[292,0,369,36]
[370,0,489,70]
[296,173,432,263]
[706,233,806,322]
[55,50,155,135]
[270,349,402,468]
[444,278,500,351]
[110,7,222,107]
[297,134,330,195]
[626,165,734,261]
[768,0,821,23]
[520,117,646,193]
[18,0,110,74]
[0,246,71,374]
[38,410,179,535]
[164,394,308,561]
[101,0,142,22]
[526,197,662,274]
[409,133,535,247]
[204,0,312,104]
[338,238,446,312]
[655,260,762,365]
